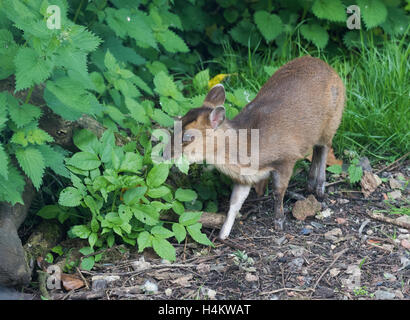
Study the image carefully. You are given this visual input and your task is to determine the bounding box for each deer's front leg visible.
[218,184,251,240]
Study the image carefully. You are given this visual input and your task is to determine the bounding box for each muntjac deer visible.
[171,56,345,240]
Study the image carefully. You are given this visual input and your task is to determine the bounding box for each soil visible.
[25,160,410,300]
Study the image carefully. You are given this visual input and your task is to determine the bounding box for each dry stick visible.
[260,287,314,295]
[311,248,349,293]
[76,267,90,290]
[367,211,410,230]
[374,152,409,175]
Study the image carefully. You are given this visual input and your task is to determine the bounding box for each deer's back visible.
[232,56,345,166]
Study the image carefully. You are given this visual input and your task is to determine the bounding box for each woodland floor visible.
[23,160,410,300]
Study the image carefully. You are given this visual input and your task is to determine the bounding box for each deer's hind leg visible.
[307,145,329,199]
[271,160,295,230]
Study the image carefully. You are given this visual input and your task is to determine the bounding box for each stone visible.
[360,171,382,198]
[359,157,372,172]
[316,208,333,220]
[374,290,395,300]
[131,256,151,271]
[324,228,343,242]
[400,239,410,250]
[389,178,404,190]
[387,190,402,200]
[292,195,321,221]
[245,273,258,282]
[165,288,172,297]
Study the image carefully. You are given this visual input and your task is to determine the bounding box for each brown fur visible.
[175,56,345,230]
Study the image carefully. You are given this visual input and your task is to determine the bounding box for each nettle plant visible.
[41,128,213,269]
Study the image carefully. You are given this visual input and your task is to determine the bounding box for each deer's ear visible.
[204,84,225,107]
[209,106,226,129]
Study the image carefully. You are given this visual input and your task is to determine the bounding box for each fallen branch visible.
[374,152,409,175]
[311,248,348,293]
[367,211,410,230]
[162,211,226,230]
[260,287,314,295]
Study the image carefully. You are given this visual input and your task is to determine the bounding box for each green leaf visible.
[123,186,147,205]
[0,29,18,79]
[66,152,101,170]
[147,186,171,198]
[151,109,174,127]
[152,236,176,261]
[358,0,388,29]
[172,201,185,215]
[153,71,180,99]
[348,165,363,184]
[254,11,283,42]
[193,69,209,92]
[381,6,409,35]
[14,47,53,91]
[73,129,100,154]
[81,256,95,271]
[179,211,202,226]
[88,233,98,248]
[300,23,329,49]
[155,29,189,53]
[37,145,70,178]
[312,0,346,22]
[172,223,186,243]
[0,143,9,179]
[175,188,197,202]
[137,231,152,252]
[0,164,25,205]
[327,164,343,174]
[119,152,143,173]
[59,187,83,207]
[229,20,261,47]
[133,205,160,225]
[8,103,42,128]
[15,146,45,190]
[146,163,169,188]
[71,225,91,239]
[37,205,63,219]
[186,223,214,247]
[175,154,190,174]
[151,226,174,239]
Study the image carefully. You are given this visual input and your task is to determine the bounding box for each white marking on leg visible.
[219,184,251,240]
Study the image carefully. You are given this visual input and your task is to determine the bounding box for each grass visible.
[202,33,409,164]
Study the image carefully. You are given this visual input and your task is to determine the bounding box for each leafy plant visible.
[55,129,213,266]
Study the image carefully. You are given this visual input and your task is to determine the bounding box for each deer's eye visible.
[182,132,195,143]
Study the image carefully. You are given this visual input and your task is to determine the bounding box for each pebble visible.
[359,157,372,172]
[316,208,333,220]
[165,288,172,297]
[398,228,408,234]
[274,236,287,246]
[142,280,158,293]
[387,190,402,200]
[324,228,343,242]
[338,198,350,204]
[383,273,396,281]
[400,239,410,250]
[374,290,395,300]
[245,273,259,282]
[389,178,404,190]
[131,256,151,271]
[288,257,304,270]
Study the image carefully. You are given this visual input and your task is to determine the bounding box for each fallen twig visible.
[374,152,409,175]
[311,248,348,294]
[367,211,410,230]
[260,287,314,295]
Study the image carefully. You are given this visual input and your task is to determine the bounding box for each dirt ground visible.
[26,160,410,300]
